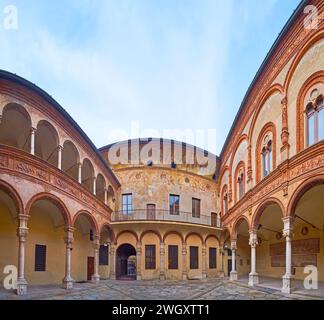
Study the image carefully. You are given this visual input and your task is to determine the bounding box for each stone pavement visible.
[0,279,322,300]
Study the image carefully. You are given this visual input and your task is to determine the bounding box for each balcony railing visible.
[112,209,222,228]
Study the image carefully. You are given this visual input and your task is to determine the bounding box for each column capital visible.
[64,227,74,245]
[17,227,28,240]
[282,216,294,237]
[30,127,37,133]
[93,235,100,249]
[230,239,237,250]
[249,230,258,248]
[58,145,64,151]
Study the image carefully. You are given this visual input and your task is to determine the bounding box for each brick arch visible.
[284,29,324,94]
[255,122,277,183]
[185,232,204,244]
[116,230,139,243]
[251,197,285,230]
[248,83,283,145]
[232,215,250,239]
[287,175,324,218]
[0,179,24,215]
[229,134,248,176]
[163,231,184,243]
[72,209,99,235]
[233,160,246,203]
[26,192,72,227]
[296,71,324,152]
[140,230,162,243]
[99,223,116,244]
[218,165,229,191]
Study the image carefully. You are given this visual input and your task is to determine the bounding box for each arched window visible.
[306,96,324,147]
[262,136,272,178]
[222,186,228,215]
[237,171,244,200]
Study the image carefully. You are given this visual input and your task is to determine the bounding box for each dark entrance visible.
[87,256,94,281]
[116,244,137,280]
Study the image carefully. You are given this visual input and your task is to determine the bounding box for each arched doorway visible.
[116,244,136,280]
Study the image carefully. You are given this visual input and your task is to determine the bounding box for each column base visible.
[218,271,225,278]
[230,271,238,281]
[62,277,74,290]
[202,273,207,279]
[136,274,142,281]
[91,274,100,284]
[182,273,187,280]
[159,274,166,281]
[16,278,28,296]
[282,274,293,294]
[248,273,259,286]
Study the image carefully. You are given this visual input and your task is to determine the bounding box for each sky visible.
[0,0,301,155]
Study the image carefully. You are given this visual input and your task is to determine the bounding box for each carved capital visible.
[249,230,258,247]
[231,239,237,250]
[64,227,74,246]
[17,227,28,240]
[282,216,294,239]
[93,235,100,250]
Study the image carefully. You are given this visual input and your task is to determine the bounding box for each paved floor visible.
[0,279,322,300]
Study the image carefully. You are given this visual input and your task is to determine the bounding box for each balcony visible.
[112,209,222,228]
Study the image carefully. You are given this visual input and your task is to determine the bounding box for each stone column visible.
[219,246,225,278]
[16,214,29,295]
[248,229,259,286]
[92,236,100,283]
[109,244,116,280]
[77,163,82,184]
[104,188,108,205]
[282,216,294,294]
[136,241,142,280]
[202,242,207,279]
[229,239,238,281]
[57,145,63,170]
[159,242,166,280]
[92,177,97,196]
[62,227,74,289]
[182,242,187,280]
[30,127,36,155]
[281,96,290,162]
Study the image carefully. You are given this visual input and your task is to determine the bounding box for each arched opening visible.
[62,140,80,181]
[81,159,94,193]
[26,196,69,286]
[220,229,231,277]
[253,201,284,287]
[164,232,183,280]
[116,244,136,280]
[234,218,250,279]
[0,103,31,151]
[0,184,20,289]
[107,186,115,210]
[99,225,114,280]
[73,212,97,282]
[96,174,106,202]
[35,121,59,167]
[290,180,324,286]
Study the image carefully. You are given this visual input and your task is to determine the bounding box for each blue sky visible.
[0,0,301,154]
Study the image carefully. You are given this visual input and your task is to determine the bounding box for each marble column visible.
[104,188,108,205]
[136,241,142,280]
[62,227,74,289]
[92,177,97,196]
[57,145,63,170]
[16,214,29,295]
[219,246,225,278]
[109,244,116,280]
[182,242,187,280]
[92,236,100,283]
[159,242,166,280]
[77,163,82,184]
[248,229,259,286]
[202,242,207,279]
[282,216,294,294]
[229,239,238,281]
[30,127,36,155]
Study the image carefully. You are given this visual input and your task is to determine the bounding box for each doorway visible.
[116,244,137,280]
[147,204,156,220]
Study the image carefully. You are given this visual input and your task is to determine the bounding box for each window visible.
[306,98,324,146]
[223,194,228,214]
[237,171,244,200]
[168,245,178,270]
[192,198,201,218]
[209,248,217,269]
[145,245,156,269]
[190,246,199,269]
[170,194,180,215]
[122,193,133,214]
[211,212,218,227]
[35,244,46,272]
[89,229,94,241]
[99,245,109,265]
[262,137,273,178]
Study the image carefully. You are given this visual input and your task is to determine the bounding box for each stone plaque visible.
[270,238,320,257]
[271,254,317,267]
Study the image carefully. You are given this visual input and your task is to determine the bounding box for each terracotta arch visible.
[2,102,32,124]
[218,165,229,192]
[233,160,246,203]
[116,230,139,243]
[248,84,284,144]
[296,71,324,152]
[251,197,285,230]
[26,192,71,226]
[0,179,24,215]
[255,122,277,183]
[163,231,184,243]
[185,232,204,244]
[99,223,116,244]
[204,234,220,245]
[284,29,324,94]
[232,215,250,239]
[229,134,248,176]
[72,210,99,235]
[140,230,162,243]
[287,175,324,218]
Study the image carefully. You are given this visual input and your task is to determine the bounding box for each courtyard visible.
[0,279,322,300]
